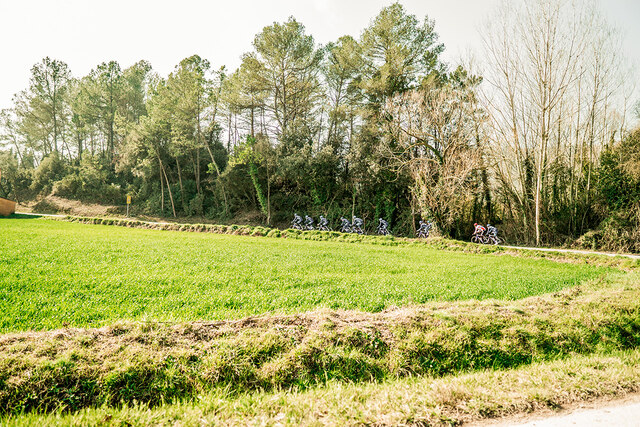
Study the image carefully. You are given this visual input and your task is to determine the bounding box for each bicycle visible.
[377,225,391,236]
[486,234,502,245]
[351,224,364,234]
[471,232,487,244]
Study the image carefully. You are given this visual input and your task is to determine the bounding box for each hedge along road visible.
[14,211,640,260]
[0,216,618,332]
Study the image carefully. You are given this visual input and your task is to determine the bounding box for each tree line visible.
[1,1,639,249]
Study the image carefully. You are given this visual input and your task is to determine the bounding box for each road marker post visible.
[126,195,131,217]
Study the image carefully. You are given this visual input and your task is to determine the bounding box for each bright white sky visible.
[0,0,638,111]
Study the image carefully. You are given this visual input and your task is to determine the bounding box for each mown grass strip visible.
[1,272,639,416]
[4,347,640,426]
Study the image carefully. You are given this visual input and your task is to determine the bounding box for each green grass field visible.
[0,216,609,332]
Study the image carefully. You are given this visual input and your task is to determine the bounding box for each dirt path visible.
[470,392,640,426]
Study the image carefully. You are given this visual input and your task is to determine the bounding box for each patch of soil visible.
[20,195,123,217]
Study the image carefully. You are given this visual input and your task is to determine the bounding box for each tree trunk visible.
[176,158,184,210]
[204,139,229,216]
[159,159,165,214]
[161,163,176,218]
[157,152,176,218]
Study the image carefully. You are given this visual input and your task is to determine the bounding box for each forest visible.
[0,1,639,250]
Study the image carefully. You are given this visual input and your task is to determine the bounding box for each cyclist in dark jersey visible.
[304,215,314,230]
[291,213,303,229]
[318,215,330,231]
[351,216,364,234]
[340,217,351,233]
[377,218,390,235]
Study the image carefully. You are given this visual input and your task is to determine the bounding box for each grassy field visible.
[0,216,610,332]
[1,216,638,424]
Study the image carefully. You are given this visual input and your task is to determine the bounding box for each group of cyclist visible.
[291,213,332,232]
[340,216,365,234]
[292,214,384,235]
[472,222,501,245]
[291,213,500,244]
[291,214,435,239]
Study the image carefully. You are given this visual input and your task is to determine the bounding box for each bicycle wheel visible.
[471,235,481,244]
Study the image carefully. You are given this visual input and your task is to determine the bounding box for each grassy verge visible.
[1,271,638,416]
[0,218,613,332]
[51,214,640,268]
[6,349,640,426]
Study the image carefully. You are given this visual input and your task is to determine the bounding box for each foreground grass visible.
[0,272,638,416]
[7,349,640,426]
[0,217,613,332]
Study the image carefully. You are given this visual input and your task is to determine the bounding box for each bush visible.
[52,174,83,197]
[0,151,34,201]
[187,194,205,217]
[31,153,68,194]
[575,208,640,253]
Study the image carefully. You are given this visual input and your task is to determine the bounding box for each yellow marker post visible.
[126,195,131,217]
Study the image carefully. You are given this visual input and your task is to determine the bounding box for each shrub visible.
[31,153,68,194]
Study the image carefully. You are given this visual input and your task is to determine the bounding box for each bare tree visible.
[382,73,483,234]
[481,0,629,245]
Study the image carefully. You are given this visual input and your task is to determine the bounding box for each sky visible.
[0,0,638,111]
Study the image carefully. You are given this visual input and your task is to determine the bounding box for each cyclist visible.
[377,218,390,235]
[351,216,364,234]
[471,223,487,243]
[486,223,500,245]
[340,217,352,233]
[292,213,303,229]
[416,220,432,238]
[473,223,486,237]
[318,215,330,231]
[304,215,315,230]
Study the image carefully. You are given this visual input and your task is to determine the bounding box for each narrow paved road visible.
[501,245,640,260]
[513,401,640,426]
[13,212,640,260]
[473,393,640,426]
